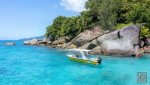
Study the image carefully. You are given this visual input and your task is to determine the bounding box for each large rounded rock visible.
[38,38,50,46]
[67,44,77,49]
[97,25,141,56]
[80,39,98,50]
[47,41,52,45]
[71,27,105,47]
[89,46,102,55]
[23,41,30,45]
[42,38,47,42]
[39,38,47,45]
[52,36,70,45]
[30,39,38,45]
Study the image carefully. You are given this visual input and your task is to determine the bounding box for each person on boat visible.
[72,51,78,58]
[75,54,79,58]
[97,57,102,64]
[81,51,88,60]
[94,57,102,64]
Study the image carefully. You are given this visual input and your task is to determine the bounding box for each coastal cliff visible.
[23,25,149,56]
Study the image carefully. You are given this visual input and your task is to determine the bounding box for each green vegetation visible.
[46,0,150,39]
[140,26,150,37]
[114,23,133,29]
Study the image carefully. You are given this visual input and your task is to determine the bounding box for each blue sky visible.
[0,0,87,40]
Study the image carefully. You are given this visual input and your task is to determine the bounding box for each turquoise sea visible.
[0,40,150,85]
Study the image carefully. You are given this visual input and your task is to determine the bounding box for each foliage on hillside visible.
[46,0,150,39]
[140,26,150,37]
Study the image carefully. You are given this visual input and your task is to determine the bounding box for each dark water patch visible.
[0,68,8,75]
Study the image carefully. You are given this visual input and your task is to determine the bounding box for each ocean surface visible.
[0,40,150,85]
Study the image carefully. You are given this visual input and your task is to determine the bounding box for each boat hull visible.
[68,57,99,65]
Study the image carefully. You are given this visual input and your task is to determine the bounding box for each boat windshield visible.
[71,51,89,59]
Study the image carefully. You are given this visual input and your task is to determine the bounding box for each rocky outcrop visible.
[23,36,71,47]
[148,38,150,45]
[30,39,38,45]
[47,41,52,45]
[47,35,53,41]
[89,46,102,55]
[5,42,16,46]
[67,44,77,49]
[23,41,30,45]
[23,25,148,56]
[24,39,41,45]
[97,25,141,56]
[144,46,150,53]
[52,36,70,45]
[38,41,47,45]
[50,36,71,48]
[144,38,150,53]
[71,27,105,47]
[80,39,98,49]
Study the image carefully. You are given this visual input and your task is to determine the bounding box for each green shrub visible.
[114,23,133,29]
[140,26,150,38]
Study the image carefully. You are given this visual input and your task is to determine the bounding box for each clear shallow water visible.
[0,41,150,85]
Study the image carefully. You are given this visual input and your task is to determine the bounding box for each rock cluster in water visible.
[5,42,16,46]
[23,25,150,56]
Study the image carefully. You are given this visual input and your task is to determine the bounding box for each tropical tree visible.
[46,0,150,40]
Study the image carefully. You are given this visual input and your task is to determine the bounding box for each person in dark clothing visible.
[117,31,123,39]
[97,57,102,64]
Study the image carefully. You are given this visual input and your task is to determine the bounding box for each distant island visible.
[19,36,44,41]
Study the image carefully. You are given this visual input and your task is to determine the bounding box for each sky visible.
[0,0,87,40]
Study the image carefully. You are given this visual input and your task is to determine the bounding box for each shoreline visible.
[23,26,150,57]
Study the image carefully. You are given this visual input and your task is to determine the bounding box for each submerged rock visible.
[71,27,105,47]
[5,42,15,46]
[97,25,141,56]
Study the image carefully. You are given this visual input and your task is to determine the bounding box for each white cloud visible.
[60,0,88,13]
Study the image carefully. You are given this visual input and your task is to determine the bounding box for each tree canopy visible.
[46,0,150,39]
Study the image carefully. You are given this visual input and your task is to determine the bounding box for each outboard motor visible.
[97,57,102,64]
